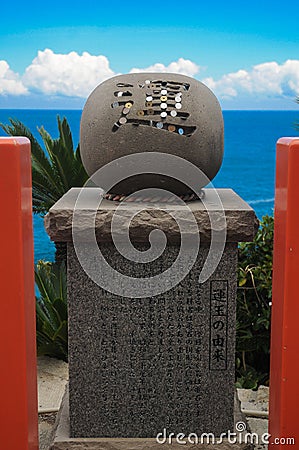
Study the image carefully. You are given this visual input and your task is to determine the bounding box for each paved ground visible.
[39,413,57,450]
[38,357,68,450]
[237,387,269,450]
[38,357,269,450]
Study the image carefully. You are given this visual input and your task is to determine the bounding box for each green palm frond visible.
[35,261,68,361]
[57,116,74,158]
[0,115,89,215]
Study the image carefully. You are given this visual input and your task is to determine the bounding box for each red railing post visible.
[269,138,299,447]
[0,138,38,449]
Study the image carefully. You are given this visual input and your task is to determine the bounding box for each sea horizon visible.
[1,108,298,111]
[0,108,298,262]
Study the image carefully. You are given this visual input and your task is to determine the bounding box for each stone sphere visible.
[80,73,224,195]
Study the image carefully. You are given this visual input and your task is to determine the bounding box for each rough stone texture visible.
[51,388,253,450]
[237,387,269,450]
[35,358,267,450]
[38,356,69,413]
[44,188,258,440]
[247,419,268,439]
[44,188,259,244]
[237,386,269,414]
[39,413,57,450]
[80,73,224,194]
[67,241,237,438]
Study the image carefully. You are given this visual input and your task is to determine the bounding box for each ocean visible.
[0,109,298,263]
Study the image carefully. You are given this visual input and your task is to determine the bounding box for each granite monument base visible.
[67,241,237,437]
[45,188,258,440]
[50,387,253,450]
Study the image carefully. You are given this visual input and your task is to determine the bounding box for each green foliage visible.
[235,359,264,390]
[35,260,68,361]
[0,116,88,215]
[236,215,273,388]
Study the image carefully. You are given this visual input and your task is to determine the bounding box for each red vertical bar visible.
[0,138,38,449]
[269,138,299,447]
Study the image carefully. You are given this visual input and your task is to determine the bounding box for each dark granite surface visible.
[68,242,237,438]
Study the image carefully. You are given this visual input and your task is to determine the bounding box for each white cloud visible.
[22,51,200,97]
[0,60,27,95]
[3,50,299,105]
[130,58,200,77]
[202,60,299,99]
[23,49,116,97]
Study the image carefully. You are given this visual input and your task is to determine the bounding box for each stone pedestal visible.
[45,188,258,440]
[50,387,252,450]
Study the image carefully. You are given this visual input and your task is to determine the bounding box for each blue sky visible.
[0,0,298,109]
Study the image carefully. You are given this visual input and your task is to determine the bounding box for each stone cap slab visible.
[44,188,258,243]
